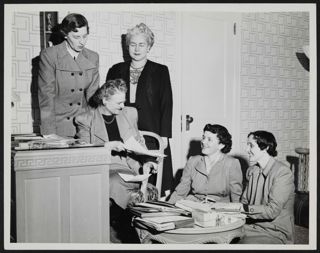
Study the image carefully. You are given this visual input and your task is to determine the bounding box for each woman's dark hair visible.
[88,79,127,108]
[248,130,278,157]
[203,124,232,153]
[60,13,89,36]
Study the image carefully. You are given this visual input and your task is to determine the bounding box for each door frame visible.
[171,12,241,175]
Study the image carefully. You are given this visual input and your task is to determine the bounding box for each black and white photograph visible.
[3,2,317,251]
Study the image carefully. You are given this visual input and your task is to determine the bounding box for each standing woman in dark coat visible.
[38,13,99,137]
[106,23,173,196]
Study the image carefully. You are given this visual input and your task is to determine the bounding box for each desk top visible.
[13,146,111,171]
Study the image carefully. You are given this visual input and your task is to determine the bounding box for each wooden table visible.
[135,218,245,244]
[13,146,111,243]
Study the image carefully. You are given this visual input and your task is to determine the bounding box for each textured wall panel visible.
[240,12,309,165]
[11,11,177,135]
[11,12,41,134]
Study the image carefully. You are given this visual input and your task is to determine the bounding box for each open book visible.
[124,136,166,158]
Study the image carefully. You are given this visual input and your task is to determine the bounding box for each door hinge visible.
[234,22,236,35]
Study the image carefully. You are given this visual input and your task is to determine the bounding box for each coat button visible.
[67,117,70,120]
[71,73,74,76]
[71,89,75,92]
[69,103,73,106]
[79,72,83,76]
[77,102,81,106]
[79,88,83,91]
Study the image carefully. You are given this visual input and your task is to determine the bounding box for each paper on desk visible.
[118,172,150,182]
[124,136,166,158]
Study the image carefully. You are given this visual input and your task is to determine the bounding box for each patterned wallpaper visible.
[11,11,177,134]
[11,12,41,133]
[240,12,310,164]
[11,11,310,166]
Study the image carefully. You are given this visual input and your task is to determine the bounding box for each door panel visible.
[180,13,240,167]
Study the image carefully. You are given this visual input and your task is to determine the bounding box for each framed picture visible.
[40,11,58,49]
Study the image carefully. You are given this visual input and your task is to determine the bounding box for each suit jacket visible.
[168,154,243,204]
[106,60,173,138]
[38,41,100,137]
[75,106,145,174]
[241,157,295,242]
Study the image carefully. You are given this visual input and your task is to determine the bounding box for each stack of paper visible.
[129,201,191,218]
[134,215,194,232]
[13,134,93,150]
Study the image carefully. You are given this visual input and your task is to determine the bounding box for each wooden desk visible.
[135,219,245,244]
[13,146,110,243]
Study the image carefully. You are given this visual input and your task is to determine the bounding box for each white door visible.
[178,12,241,170]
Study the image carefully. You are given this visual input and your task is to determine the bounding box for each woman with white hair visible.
[106,23,174,196]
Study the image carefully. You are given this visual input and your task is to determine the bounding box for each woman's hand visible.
[104,141,126,152]
[142,161,158,175]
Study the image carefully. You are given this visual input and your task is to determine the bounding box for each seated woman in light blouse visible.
[168,124,243,204]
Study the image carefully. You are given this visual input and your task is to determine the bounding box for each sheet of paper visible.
[124,136,166,157]
[118,172,150,182]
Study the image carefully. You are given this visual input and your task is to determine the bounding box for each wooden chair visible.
[139,131,165,198]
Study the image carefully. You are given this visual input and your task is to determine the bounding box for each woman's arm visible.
[229,159,243,202]
[85,53,100,101]
[245,166,294,220]
[159,65,173,139]
[106,64,118,82]
[167,158,194,204]
[74,112,92,143]
[38,49,57,135]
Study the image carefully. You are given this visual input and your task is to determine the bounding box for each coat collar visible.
[196,154,226,176]
[93,107,131,143]
[56,41,96,71]
[247,157,275,178]
[261,156,275,177]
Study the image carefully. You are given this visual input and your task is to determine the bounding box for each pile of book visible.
[12,134,95,150]
[129,201,194,232]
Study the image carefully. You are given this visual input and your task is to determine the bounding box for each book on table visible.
[129,201,191,218]
[134,216,195,232]
[209,202,243,212]
[131,202,190,216]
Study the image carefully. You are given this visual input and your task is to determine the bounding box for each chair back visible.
[139,131,164,198]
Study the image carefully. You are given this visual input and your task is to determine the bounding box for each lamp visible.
[296,45,309,72]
